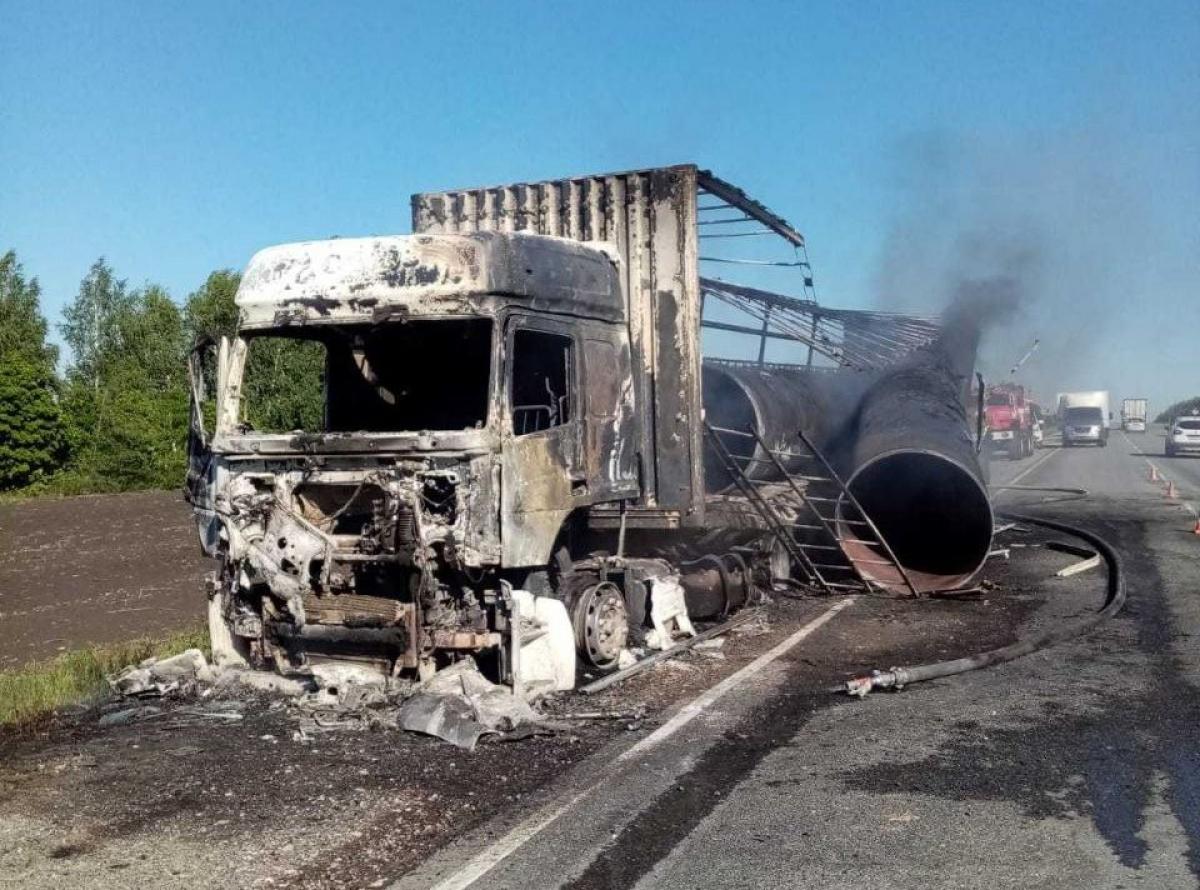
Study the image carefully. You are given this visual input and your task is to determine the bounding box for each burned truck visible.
[186,164,994,686]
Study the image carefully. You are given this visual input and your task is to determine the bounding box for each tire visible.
[1166,445,1176,458]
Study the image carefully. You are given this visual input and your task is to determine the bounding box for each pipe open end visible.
[845,451,994,592]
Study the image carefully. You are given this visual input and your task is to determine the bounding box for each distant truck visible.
[984,383,1035,459]
[1121,398,1148,433]
[1058,391,1111,447]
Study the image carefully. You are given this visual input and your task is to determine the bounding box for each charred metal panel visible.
[499,432,575,566]
[234,234,624,330]
[463,454,502,565]
[581,332,640,501]
[413,165,705,522]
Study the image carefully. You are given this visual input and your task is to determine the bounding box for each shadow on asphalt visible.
[834,516,1200,880]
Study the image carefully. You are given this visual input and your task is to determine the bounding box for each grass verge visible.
[0,624,209,727]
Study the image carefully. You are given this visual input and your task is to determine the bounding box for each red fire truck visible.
[985,383,1036,459]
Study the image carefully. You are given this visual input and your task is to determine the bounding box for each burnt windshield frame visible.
[237,317,496,435]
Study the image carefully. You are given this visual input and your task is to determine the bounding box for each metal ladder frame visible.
[754,427,919,597]
[704,421,919,597]
[703,422,829,591]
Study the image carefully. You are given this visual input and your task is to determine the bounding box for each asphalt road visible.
[400,432,1200,890]
[1138,424,1200,514]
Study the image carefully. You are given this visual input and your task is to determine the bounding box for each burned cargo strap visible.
[701,360,992,593]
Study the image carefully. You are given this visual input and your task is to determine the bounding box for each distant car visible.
[1032,418,1044,448]
[1125,418,1147,433]
[1061,406,1108,447]
[1166,413,1200,457]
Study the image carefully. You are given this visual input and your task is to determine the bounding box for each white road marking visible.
[616,596,855,763]
[990,445,1060,499]
[1122,430,1200,521]
[407,597,856,890]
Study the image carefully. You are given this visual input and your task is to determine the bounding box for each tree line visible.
[0,249,241,494]
[1156,398,1200,425]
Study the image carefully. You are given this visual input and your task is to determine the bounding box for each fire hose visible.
[832,512,1126,696]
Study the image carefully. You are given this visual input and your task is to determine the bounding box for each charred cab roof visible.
[235,232,623,329]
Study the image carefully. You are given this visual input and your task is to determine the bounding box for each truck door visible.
[501,321,582,566]
[580,333,640,501]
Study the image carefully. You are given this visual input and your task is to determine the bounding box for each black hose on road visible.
[989,485,1088,495]
[832,511,1127,696]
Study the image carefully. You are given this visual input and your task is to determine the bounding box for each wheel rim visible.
[572,582,628,669]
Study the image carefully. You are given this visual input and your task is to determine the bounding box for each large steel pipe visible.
[701,363,870,492]
[701,359,992,593]
[830,363,993,592]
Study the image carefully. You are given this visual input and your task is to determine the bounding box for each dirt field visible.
[0,491,212,669]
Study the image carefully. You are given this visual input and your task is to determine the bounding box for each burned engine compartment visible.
[210,460,510,679]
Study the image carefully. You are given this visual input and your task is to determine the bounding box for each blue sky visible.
[2,1,1197,410]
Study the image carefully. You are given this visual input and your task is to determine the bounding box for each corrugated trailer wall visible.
[412,165,705,522]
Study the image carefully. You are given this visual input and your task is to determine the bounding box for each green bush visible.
[0,355,65,488]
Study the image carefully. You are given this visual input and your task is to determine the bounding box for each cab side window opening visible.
[511,330,573,435]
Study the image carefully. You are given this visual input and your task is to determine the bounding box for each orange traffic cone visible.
[1166,480,1179,499]
[1150,465,1160,482]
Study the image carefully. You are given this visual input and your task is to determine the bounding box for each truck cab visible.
[984,384,1034,459]
[187,232,639,679]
